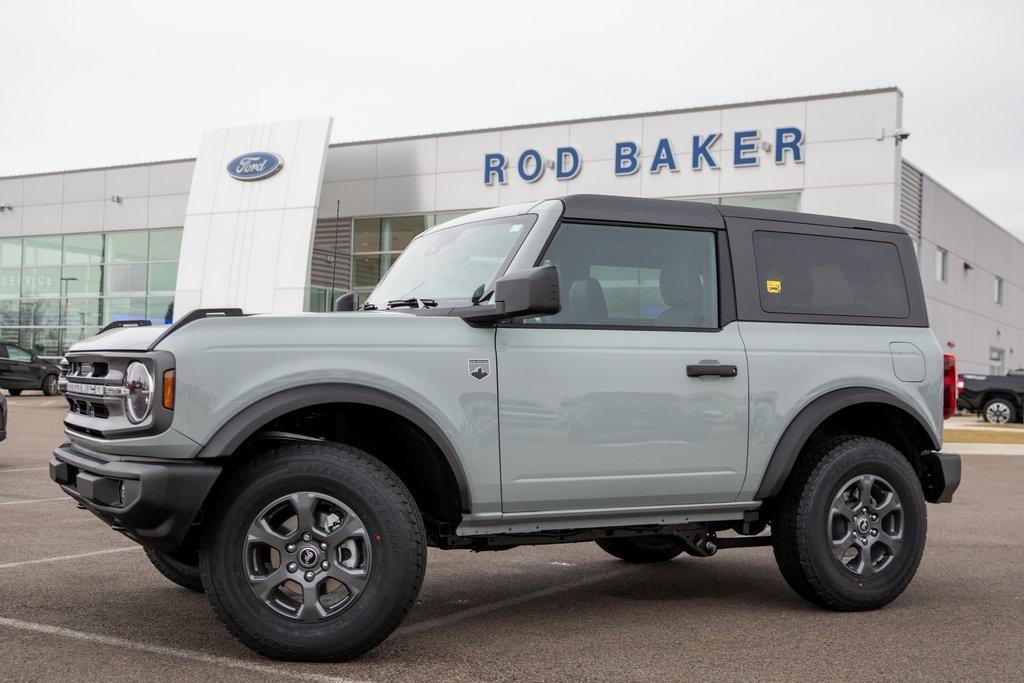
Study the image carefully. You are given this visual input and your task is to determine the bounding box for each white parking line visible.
[0,546,141,570]
[0,467,48,474]
[0,497,70,506]
[395,565,635,637]
[0,616,365,683]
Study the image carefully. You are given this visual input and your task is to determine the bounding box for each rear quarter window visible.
[753,231,910,318]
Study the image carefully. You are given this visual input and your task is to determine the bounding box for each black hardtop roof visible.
[558,194,904,234]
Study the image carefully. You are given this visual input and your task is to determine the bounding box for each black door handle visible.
[687,364,738,378]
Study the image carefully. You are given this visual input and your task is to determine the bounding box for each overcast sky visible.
[2,1,1022,237]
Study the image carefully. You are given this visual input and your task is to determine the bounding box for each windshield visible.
[364,214,536,308]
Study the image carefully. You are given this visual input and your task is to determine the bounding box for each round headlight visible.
[124,362,153,424]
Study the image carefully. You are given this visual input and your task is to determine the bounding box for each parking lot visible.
[1,395,1023,681]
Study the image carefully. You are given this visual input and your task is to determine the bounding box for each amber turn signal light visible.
[162,369,175,410]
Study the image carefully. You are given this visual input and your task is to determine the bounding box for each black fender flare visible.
[196,383,471,512]
[754,387,941,499]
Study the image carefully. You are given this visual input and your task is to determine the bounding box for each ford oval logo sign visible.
[226,152,283,181]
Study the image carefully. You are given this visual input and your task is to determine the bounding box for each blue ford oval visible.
[226,152,283,181]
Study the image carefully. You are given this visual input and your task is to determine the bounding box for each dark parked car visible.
[0,343,61,396]
[0,393,7,441]
[957,371,1024,423]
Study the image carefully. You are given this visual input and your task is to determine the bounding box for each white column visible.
[174,117,333,317]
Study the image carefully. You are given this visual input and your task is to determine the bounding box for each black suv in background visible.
[0,343,61,396]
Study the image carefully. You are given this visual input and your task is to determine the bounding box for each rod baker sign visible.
[483,127,804,185]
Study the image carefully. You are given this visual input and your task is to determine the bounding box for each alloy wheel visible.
[244,491,371,622]
[985,401,1011,424]
[828,474,904,576]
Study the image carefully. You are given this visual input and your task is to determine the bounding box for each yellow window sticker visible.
[766,279,782,294]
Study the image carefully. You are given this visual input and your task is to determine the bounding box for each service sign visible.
[226,152,283,181]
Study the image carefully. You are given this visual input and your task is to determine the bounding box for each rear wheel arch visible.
[196,383,471,518]
[756,387,940,500]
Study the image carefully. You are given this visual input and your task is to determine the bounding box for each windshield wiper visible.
[386,298,438,309]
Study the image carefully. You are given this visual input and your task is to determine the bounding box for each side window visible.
[753,231,909,318]
[0,344,7,359]
[529,222,718,329]
[6,345,32,362]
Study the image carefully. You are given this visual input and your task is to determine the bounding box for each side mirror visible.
[460,265,561,323]
[334,292,359,312]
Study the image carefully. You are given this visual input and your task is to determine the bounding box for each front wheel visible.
[41,374,59,396]
[772,436,927,611]
[982,397,1017,424]
[200,442,426,661]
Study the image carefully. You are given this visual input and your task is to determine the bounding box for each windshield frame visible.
[363,213,539,309]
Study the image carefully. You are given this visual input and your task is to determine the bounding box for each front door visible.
[496,221,749,513]
[2,344,38,388]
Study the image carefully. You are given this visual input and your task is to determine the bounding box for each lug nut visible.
[287,562,297,572]
[302,533,312,542]
[871,529,878,536]
[304,571,315,581]
[870,514,878,521]
[320,542,328,551]
[321,560,330,569]
[286,544,296,553]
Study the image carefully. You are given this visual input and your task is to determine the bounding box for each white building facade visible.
[0,88,1020,373]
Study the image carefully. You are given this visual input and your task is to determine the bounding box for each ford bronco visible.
[50,195,961,661]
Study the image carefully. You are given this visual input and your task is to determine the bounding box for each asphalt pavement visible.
[1,394,1022,681]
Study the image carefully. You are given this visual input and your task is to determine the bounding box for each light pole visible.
[58,276,77,356]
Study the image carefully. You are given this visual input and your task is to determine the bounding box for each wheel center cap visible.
[297,546,320,568]
[857,518,871,533]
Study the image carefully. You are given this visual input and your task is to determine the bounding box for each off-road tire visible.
[596,535,687,563]
[200,441,426,661]
[144,546,204,592]
[772,436,927,611]
[41,374,59,396]
[982,397,1017,424]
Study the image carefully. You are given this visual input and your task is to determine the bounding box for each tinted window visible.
[753,231,909,318]
[531,223,718,328]
[7,345,32,362]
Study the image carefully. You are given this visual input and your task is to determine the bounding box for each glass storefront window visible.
[103,297,148,322]
[0,268,20,298]
[104,263,148,295]
[107,232,149,262]
[150,230,182,261]
[148,262,178,293]
[385,215,430,252]
[63,298,103,327]
[0,299,18,325]
[0,238,21,268]
[19,299,60,326]
[61,265,104,296]
[63,234,104,265]
[21,267,60,297]
[22,236,62,267]
[353,218,382,252]
[146,296,174,324]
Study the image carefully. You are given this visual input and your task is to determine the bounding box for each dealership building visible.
[0,87,1020,373]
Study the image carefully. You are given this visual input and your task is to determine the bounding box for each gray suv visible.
[50,195,961,661]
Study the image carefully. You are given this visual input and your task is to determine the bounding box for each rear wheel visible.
[144,546,204,592]
[595,535,687,563]
[200,442,426,661]
[772,436,926,611]
[41,374,59,396]
[982,397,1017,424]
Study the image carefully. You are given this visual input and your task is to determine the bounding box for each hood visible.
[69,324,169,353]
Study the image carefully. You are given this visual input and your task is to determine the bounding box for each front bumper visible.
[921,451,961,503]
[50,442,221,549]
